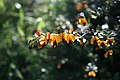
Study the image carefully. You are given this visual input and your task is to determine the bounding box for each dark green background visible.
[0,0,120,80]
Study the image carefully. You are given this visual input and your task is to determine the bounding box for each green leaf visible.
[37,18,45,30]
[0,0,4,8]
[15,69,24,80]
[17,26,25,37]
[19,8,24,26]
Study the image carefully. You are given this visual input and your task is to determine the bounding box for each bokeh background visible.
[0,0,120,80]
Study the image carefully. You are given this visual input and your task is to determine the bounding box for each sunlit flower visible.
[97,40,108,47]
[90,36,100,44]
[46,32,51,41]
[69,28,74,34]
[90,35,116,48]
[106,38,115,45]
[90,36,95,44]
[104,50,113,58]
[38,36,46,48]
[38,32,50,48]
[88,71,96,77]
[63,28,75,44]
[63,33,75,44]
[78,17,88,26]
[97,40,101,46]
[49,33,63,48]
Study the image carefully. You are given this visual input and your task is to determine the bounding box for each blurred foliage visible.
[0,0,120,80]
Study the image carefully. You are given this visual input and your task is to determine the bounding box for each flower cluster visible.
[29,28,84,49]
[90,36,115,49]
[29,26,116,59]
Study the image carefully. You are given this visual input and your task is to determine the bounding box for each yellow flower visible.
[38,36,46,48]
[69,28,74,34]
[97,40,108,47]
[102,41,108,47]
[104,50,113,58]
[49,33,63,48]
[95,36,100,41]
[88,71,96,77]
[97,40,102,46]
[63,33,75,44]
[90,36,95,44]
[106,38,115,44]
[38,32,50,48]
[62,28,75,44]
[78,17,88,26]
[90,36,100,44]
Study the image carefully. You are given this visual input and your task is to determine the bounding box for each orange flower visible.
[102,41,108,47]
[75,1,88,11]
[38,36,46,48]
[78,17,88,26]
[88,71,96,77]
[67,34,75,43]
[63,33,68,41]
[79,39,84,46]
[75,3,83,11]
[90,36,95,44]
[97,40,108,47]
[90,36,100,44]
[49,33,63,48]
[97,40,102,46]
[63,33,75,43]
[38,32,50,48]
[95,36,100,41]
[63,28,75,44]
[104,50,113,58]
[46,32,50,41]
[69,28,74,34]
[106,38,115,44]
